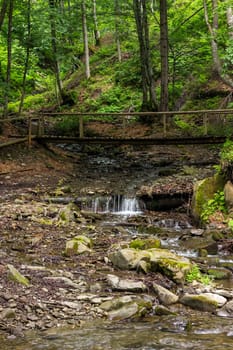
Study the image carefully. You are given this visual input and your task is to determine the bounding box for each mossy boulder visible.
[100,295,152,321]
[180,293,226,312]
[191,173,225,223]
[64,235,93,256]
[109,247,192,283]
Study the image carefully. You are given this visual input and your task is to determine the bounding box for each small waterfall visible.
[82,195,144,216]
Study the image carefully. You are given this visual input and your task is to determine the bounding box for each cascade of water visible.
[82,195,143,215]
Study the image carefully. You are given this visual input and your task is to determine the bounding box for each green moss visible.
[192,174,225,222]
[207,268,231,280]
[129,238,161,250]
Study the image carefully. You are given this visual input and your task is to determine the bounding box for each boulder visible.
[100,295,152,321]
[64,235,93,256]
[109,247,192,283]
[191,174,225,222]
[153,283,179,305]
[180,293,227,312]
[217,300,233,317]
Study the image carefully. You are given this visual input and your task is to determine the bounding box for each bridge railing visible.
[35,109,233,138]
[1,108,233,148]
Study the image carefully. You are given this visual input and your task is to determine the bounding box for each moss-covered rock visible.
[129,238,161,250]
[191,173,225,223]
[7,264,30,287]
[180,293,226,312]
[64,235,93,256]
[100,296,152,321]
[109,247,192,283]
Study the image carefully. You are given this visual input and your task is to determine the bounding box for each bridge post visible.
[38,116,45,136]
[163,114,167,137]
[203,113,208,135]
[28,117,32,148]
[79,115,84,138]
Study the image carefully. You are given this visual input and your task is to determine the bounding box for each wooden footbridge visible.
[1,109,233,148]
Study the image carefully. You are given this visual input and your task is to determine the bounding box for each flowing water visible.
[81,195,144,216]
[2,315,233,350]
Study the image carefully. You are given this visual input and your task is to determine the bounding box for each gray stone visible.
[109,247,192,282]
[217,300,233,317]
[107,274,147,292]
[180,293,227,312]
[153,283,179,305]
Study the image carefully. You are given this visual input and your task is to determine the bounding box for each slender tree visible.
[203,0,233,87]
[93,0,100,46]
[114,0,122,62]
[82,0,90,79]
[3,0,13,117]
[227,6,233,39]
[0,0,7,31]
[133,0,157,111]
[160,0,169,111]
[49,0,63,104]
[18,0,31,115]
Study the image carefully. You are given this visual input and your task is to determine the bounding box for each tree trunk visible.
[82,0,90,79]
[160,0,169,111]
[3,0,13,118]
[93,0,100,46]
[114,0,122,62]
[0,0,7,31]
[133,0,157,111]
[203,0,233,87]
[18,0,31,115]
[49,0,63,104]
[227,7,233,39]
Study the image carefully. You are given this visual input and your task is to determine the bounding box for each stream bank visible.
[1,141,232,346]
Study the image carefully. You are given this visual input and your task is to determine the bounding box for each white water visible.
[83,194,144,216]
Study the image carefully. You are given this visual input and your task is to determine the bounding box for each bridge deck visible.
[37,135,228,145]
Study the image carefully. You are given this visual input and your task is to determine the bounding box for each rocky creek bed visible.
[1,142,233,341]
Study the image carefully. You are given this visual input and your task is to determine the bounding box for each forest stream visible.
[1,143,233,349]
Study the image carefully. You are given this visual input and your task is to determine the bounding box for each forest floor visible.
[0,122,222,339]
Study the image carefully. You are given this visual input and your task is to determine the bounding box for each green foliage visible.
[221,139,233,162]
[53,117,80,136]
[200,190,227,223]
[186,265,213,285]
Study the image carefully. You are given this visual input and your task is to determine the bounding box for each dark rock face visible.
[140,193,191,211]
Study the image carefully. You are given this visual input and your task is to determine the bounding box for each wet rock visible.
[100,295,152,321]
[154,305,176,315]
[180,293,227,312]
[152,283,179,305]
[107,274,147,292]
[7,264,30,287]
[217,300,233,317]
